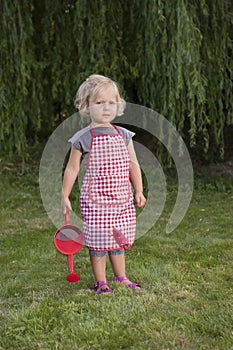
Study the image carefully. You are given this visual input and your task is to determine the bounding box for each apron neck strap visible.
[112,124,121,134]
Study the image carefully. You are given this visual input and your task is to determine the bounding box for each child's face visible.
[88,86,118,127]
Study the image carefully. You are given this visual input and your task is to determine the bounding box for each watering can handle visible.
[65,211,70,225]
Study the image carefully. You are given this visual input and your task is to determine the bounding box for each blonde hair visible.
[74,74,126,116]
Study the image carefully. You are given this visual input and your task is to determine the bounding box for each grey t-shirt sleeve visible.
[118,126,135,145]
[68,126,90,152]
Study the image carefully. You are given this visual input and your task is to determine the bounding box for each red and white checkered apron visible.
[80,125,136,251]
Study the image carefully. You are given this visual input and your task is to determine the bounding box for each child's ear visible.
[85,107,90,116]
[117,98,126,116]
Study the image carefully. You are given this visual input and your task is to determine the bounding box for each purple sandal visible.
[113,276,141,289]
[94,281,112,294]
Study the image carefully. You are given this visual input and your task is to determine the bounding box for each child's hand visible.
[61,196,72,214]
[135,192,146,208]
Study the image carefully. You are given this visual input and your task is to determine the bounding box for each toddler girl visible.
[62,74,146,293]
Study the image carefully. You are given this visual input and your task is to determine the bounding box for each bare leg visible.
[109,253,140,288]
[109,252,126,276]
[90,255,108,290]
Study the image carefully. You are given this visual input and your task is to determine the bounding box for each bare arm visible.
[61,146,82,213]
[127,140,146,208]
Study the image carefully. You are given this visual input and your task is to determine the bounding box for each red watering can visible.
[54,212,84,282]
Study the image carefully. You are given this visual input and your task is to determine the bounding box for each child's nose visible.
[103,102,110,109]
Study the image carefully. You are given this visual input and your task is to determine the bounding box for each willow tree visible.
[1,1,35,157]
[0,0,127,159]
[126,0,233,156]
[0,0,232,162]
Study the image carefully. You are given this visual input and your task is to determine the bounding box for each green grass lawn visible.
[0,158,233,350]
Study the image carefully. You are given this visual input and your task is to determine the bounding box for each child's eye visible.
[95,101,117,106]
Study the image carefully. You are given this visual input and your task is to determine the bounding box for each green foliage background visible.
[1,0,232,160]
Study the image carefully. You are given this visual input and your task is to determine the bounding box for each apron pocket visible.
[88,176,131,205]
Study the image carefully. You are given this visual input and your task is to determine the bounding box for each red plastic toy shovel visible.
[54,212,84,282]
